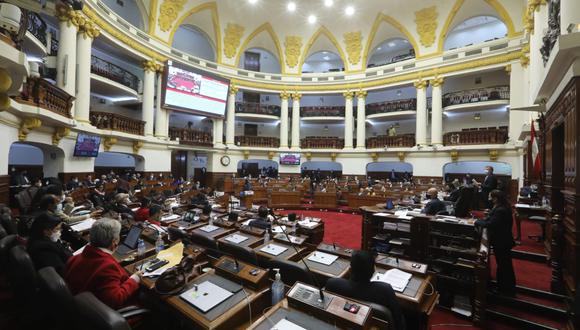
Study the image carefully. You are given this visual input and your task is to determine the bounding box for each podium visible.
[239,191,254,209]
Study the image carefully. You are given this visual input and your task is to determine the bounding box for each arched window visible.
[367,38,414,68]
[302,51,343,73]
[444,16,507,51]
[239,48,281,73]
[9,142,65,179]
[172,25,217,62]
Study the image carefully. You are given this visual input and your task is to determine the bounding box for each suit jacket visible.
[475,205,514,250]
[482,174,498,193]
[64,245,139,309]
[444,188,461,203]
[27,237,72,275]
[423,198,446,215]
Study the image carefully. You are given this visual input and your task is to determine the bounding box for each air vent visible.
[136,31,149,41]
[271,76,281,80]
[443,54,459,61]
[189,57,200,64]
[116,19,129,30]
[171,49,183,56]
[465,49,482,56]
[366,71,378,77]
[318,77,328,81]
[334,76,344,80]
[206,63,218,69]
[490,43,508,51]
[97,1,110,14]
[301,77,313,82]
[402,64,415,70]
[237,71,249,76]
[255,74,265,79]
[383,68,395,74]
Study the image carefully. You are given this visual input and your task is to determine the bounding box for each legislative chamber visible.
[0,0,578,329]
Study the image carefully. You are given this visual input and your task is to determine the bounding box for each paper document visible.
[270,319,307,330]
[70,218,96,232]
[394,210,407,217]
[371,269,412,292]
[180,281,233,313]
[260,243,288,256]
[161,214,181,222]
[374,212,390,217]
[515,203,531,208]
[307,252,338,266]
[298,220,317,229]
[199,225,219,233]
[225,234,249,244]
[143,242,184,277]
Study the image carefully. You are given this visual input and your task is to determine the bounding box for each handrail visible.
[50,37,59,56]
[91,55,140,91]
[26,11,47,46]
[443,85,509,107]
[15,77,74,117]
[301,136,345,149]
[235,136,280,148]
[366,98,417,115]
[169,127,212,146]
[235,102,280,116]
[301,106,345,117]
[366,134,415,148]
[90,111,145,135]
[443,127,508,146]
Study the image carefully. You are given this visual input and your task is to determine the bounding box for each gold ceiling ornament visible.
[330,152,337,162]
[414,6,438,47]
[79,21,100,39]
[291,92,302,101]
[371,152,379,162]
[489,149,499,161]
[142,60,162,73]
[158,0,187,32]
[284,36,303,68]
[103,136,118,151]
[133,140,144,153]
[343,91,354,100]
[397,152,405,162]
[413,79,428,90]
[243,150,250,160]
[450,150,459,162]
[305,152,312,161]
[344,31,362,66]
[229,84,239,95]
[430,77,444,87]
[355,90,367,99]
[18,118,42,141]
[0,68,12,93]
[268,151,275,160]
[52,127,70,146]
[279,91,290,101]
[223,23,245,59]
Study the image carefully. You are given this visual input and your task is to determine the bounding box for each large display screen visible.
[74,133,101,157]
[280,153,301,165]
[162,61,229,117]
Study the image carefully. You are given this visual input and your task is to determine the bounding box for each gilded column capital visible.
[103,136,118,151]
[343,91,354,100]
[229,85,239,95]
[291,92,302,101]
[56,4,85,28]
[79,21,100,39]
[142,60,162,73]
[413,80,428,90]
[280,91,290,101]
[355,90,367,99]
[430,77,444,88]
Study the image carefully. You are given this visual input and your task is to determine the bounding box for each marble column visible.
[74,21,99,123]
[55,4,81,113]
[355,90,368,149]
[154,71,167,138]
[414,80,428,146]
[142,60,160,137]
[430,77,444,146]
[291,92,301,149]
[343,91,354,149]
[279,91,290,148]
[225,85,238,146]
[213,118,224,147]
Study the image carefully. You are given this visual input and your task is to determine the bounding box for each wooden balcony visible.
[235,102,280,116]
[366,134,415,148]
[169,127,212,146]
[301,106,345,117]
[444,127,508,146]
[366,98,416,116]
[235,136,280,148]
[443,85,509,108]
[301,137,344,149]
[15,77,74,117]
[90,111,145,135]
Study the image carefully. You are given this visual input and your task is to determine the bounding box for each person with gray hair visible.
[64,219,142,309]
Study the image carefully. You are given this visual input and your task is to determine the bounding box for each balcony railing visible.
[15,77,74,117]
[366,98,417,116]
[90,111,145,135]
[366,134,415,148]
[169,127,212,146]
[301,106,345,117]
[443,127,508,146]
[91,56,140,91]
[235,136,280,148]
[443,85,509,108]
[301,137,344,149]
[235,102,281,116]
[367,49,416,68]
[50,37,58,56]
[26,11,47,46]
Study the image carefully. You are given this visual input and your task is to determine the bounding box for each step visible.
[488,292,568,319]
[486,303,568,330]
[511,249,548,263]
[489,280,571,303]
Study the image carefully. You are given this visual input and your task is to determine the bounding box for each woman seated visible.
[27,213,72,274]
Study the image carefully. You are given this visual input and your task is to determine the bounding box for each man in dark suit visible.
[422,188,446,215]
[479,166,498,208]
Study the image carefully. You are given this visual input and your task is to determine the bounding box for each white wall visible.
[94,152,136,167]
[444,17,507,50]
[367,162,413,173]
[90,96,142,120]
[443,108,509,133]
[237,159,278,169]
[172,25,216,62]
[444,70,509,94]
[235,120,279,137]
[301,161,342,171]
[239,48,281,73]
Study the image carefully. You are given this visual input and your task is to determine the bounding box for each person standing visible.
[475,190,516,296]
[478,166,498,209]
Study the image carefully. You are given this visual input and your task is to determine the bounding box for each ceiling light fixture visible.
[377,47,382,50]
[248,0,257,3]
[324,0,334,7]
[345,5,354,16]
[323,56,330,60]
[388,41,396,47]
[287,1,296,12]
[308,15,317,24]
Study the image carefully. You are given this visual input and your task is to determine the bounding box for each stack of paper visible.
[161,214,181,222]
[397,222,411,232]
[271,225,287,233]
[371,269,412,292]
[225,234,248,244]
[70,218,96,232]
[271,319,307,330]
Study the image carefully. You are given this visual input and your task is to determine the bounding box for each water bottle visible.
[292,219,297,234]
[155,234,165,253]
[271,269,284,305]
[264,230,270,244]
[137,239,146,258]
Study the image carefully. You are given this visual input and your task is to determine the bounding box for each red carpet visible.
[513,218,547,255]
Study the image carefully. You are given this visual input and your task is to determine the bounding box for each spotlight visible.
[248,0,257,4]
[287,1,296,12]
[324,0,333,7]
[308,15,317,24]
[345,5,354,16]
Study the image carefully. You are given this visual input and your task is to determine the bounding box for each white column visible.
[414,80,428,146]
[163,109,171,137]
[343,91,354,149]
[142,61,158,136]
[55,5,80,110]
[291,93,301,149]
[154,71,167,138]
[279,91,290,148]
[213,118,224,147]
[561,0,580,35]
[355,90,367,149]
[508,63,528,142]
[74,22,99,123]
[430,77,444,146]
[225,86,238,146]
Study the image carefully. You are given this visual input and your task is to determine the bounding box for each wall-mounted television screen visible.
[74,133,101,157]
[280,153,301,165]
[162,60,229,117]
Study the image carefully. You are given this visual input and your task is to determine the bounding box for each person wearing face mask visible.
[475,190,516,296]
[66,176,80,191]
[476,166,498,209]
[64,219,142,309]
[27,213,72,274]
[39,194,100,224]
[112,193,135,216]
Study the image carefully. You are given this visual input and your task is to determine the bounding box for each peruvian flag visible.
[531,120,541,175]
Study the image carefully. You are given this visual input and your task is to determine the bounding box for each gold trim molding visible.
[19,118,42,141]
[103,136,118,151]
[158,0,187,32]
[344,31,362,66]
[415,6,438,48]
[52,127,70,146]
[223,23,244,59]
[133,140,144,153]
[284,36,303,68]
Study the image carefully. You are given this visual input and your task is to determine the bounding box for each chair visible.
[0,224,6,240]
[8,245,44,326]
[0,234,18,269]
[218,241,258,266]
[37,266,76,329]
[1,214,17,235]
[190,232,221,260]
[73,292,132,330]
[268,259,313,286]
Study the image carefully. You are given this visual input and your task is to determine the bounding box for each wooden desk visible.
[313,192,337,208]
[217,231,263,248]
[247,300,340,330]
[254,241,305,262]
[514,203,550,243]
[268,191,302,208]
[191,225,235,240]
[348,194,387,209]
[301,250,350,285]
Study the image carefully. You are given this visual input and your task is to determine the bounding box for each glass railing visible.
[91,55,140,91]
[443,85,509,108]
[443,127,508,146]
[235,102,281,116]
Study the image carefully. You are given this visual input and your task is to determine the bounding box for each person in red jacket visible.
[64,218,142,309]
[133,197,151,223]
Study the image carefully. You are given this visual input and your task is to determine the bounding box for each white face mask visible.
[50,230,61,242]
[56,203,63,212]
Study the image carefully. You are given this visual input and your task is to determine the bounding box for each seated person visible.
[199,204,213,222]
[89,183,106,208]
[39,194,99,224]
[249,206,271,230]
[64,218,141,309]
[66,176,80,191]
[27,213,72,274]
[325,250,404,330]
[243,179,252,191]
[147,204,163,226]
[443,183,461,203]
[133,197,151,223]
[190,192,207,205]
[422,188,446,215]
[112,193,135,216]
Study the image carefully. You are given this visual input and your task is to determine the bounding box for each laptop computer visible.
[115,226,143,255]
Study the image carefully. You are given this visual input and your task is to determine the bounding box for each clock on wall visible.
[220,155,230,166]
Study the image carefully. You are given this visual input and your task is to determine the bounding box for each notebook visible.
[260,244,287,256]
[307,252,338,266]
[180,281,233,313]
[371,269,412,292]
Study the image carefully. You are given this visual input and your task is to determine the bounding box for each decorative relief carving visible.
[343,31,362,65]
[280,91,290,100]
[158,0,187,32]
[291,92,302,101]
[56,3,84,28]
[397,152,405,162]
[284,36,303,68]
[430,77,444,87]
[143,60,162,73]
[414,6,438,47]
[223,23,245,59]
[133,140,144,153]
[355,90,367,99]
[229,84,239,95]
[413,79,428,90]
[52,127,70,146]
[79,21,100,39]
[103,136,117,151]
[489,149,499,161]
[371,152,379,162]
[450,150,459,162]
[19,118,42,141]
[330,152,337,162]
[343,91,354,100]
[0,68,11,111]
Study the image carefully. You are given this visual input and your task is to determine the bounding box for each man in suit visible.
[422,188,447,215]
[479,166,498,209]
[66,177,80,191]
[64,218,142,309]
